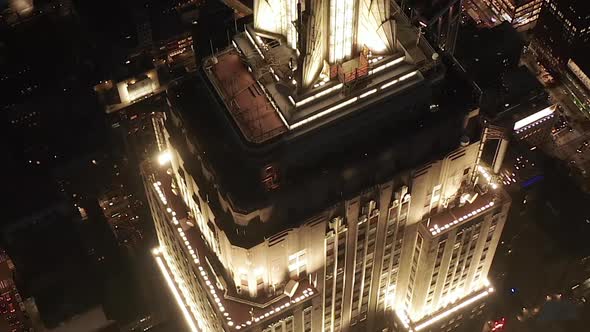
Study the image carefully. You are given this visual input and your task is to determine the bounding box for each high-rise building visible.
[94,56,164,114]
[481,0,543,29]
[142,1,511,331]
[405,0,463,54]
[510,104,557,147]
[98,187,144,248]
[534,0,590,67]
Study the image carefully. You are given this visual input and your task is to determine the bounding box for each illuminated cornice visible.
[392,286,495,332]
[513,105,556,132]
[151,166,318,331]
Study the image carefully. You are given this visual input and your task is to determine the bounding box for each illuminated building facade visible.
[482,0,543,29]
[141,2,511,332]
[512,105,557,147]
[156,33,194,65]
[94,59,165,114]
[251,0,425,89]
[143,105,510,332]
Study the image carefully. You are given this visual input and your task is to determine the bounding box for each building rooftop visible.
[166,69,475,247]
[142,1,187,43]
[199,0,441,145]
[161,1,483,247]
[455,22,524,84]
[502,66,545,104]
[111,54,156,83]
[45,306,117,332]
[207,49,288,143]
[203,23,433,144]
[454,22,550,117]
[424,187,509,237]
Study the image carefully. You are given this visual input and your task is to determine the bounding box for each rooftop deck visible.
[202,19,436,144]
[207,49,288,143]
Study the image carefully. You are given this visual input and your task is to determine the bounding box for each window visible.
[178,167,186,184]
[240,273,248,288]
[288,250,307,276]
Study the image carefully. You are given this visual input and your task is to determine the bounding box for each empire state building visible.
[142,0,510,331]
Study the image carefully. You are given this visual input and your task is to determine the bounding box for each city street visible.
[464,0,501,28]
[488,148,590,331]
[561,70,590,114]
[519,46,590,189]
[521,45,589,120]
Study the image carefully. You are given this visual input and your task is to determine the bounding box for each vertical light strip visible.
[329,0,336,62]
[288,0,297,50]
[329,0,354,63]
[155,255,200,332]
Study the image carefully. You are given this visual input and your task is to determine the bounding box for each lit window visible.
[288,250,307,276]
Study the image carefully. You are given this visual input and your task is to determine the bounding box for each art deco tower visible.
[142,1,511,331]
[254,0,397,88]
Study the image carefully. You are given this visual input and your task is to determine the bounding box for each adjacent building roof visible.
[455,22,524,90]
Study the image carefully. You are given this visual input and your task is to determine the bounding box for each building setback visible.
[141,1,511,331]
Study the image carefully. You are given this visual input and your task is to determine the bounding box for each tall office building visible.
[481,0,543,29]
[534,0,590,66]
[142,1,511,331]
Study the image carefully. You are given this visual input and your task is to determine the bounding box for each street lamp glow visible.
[158,151,172,165]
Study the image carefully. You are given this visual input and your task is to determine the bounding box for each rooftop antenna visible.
[210,39,218,65]
[416,26,423,47]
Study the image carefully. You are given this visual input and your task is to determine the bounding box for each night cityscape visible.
[1,0,589,331]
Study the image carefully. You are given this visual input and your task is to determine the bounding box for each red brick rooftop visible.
[210,50,287,143]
